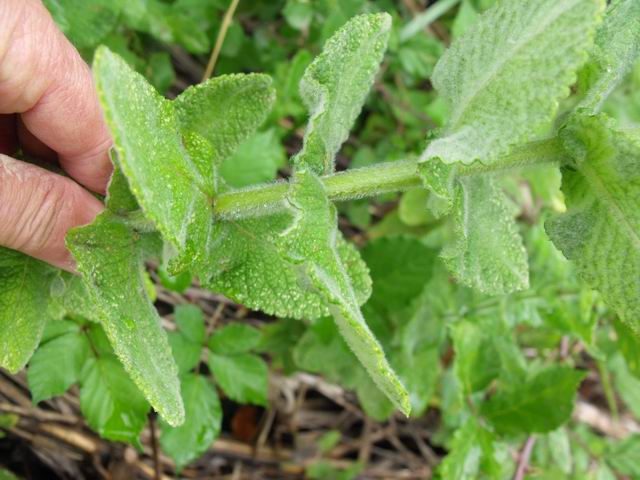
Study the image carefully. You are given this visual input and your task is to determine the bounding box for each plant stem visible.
[213,137,564,220]
[399,0,461,42]
[213,160,422,219]
[202,0,240,81]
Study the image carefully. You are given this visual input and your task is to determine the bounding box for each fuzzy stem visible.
[213,137,565,220]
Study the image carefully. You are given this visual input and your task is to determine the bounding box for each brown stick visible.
[202,0,241,81]
[513,436,536,480]
[149,414,162,480]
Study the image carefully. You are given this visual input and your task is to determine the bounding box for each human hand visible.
[0,0,112,271]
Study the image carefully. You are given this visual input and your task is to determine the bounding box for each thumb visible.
[0,155,104,271]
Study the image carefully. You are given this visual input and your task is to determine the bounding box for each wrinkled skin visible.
[0,0,111,270]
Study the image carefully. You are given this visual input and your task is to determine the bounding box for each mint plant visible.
[2,0,640,475]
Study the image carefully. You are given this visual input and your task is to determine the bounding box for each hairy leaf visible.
[578,0,640,113]
[443,175,529,294]
[80,355,150,444]
[546,114,640,331]
[160,374,222,471]
[0,248,59,373]
[293,13,391,174]
[67,214,183,426]
[93,46,212,267]
[481,366,586,434]
[424,0,603,164]
[195,213,371,320]
[280,171,409,415]
[175,74,275,183]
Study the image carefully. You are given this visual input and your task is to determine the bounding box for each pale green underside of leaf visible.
[481,366,586,434]
[418,160,529,294]
[578,0,640,113]
[194,212,372,320]
[67,214,184,426]
[424,0,604,165]
[443,175,529,294]
[293,13,391,175]
[546,114,640,331]
[281,171,409,415]
[160,374,222,471]
[0,248,59,373]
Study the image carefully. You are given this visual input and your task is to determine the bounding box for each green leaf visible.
[196,212,371,320]
[613,318,640,378]
[438,417,497,480]
[67,213,183,426]
[605,435,640,476]
[451,320,501,394]
[93,46,212,267]
[0,248,59,373]
[28,321,89,403]
[44,0,120,49]
[175,305,205,345]
[481,366,586,434]
[220,129,286,188]
[209,323,261,355]
[174,74,276,185]
[160,374,222,471]
[437,173,529,294]
[208,352,268,406]
[167,332,201,375]
[293,13,391,174]
[546,114,640,331]
[361,237,437,312]
[80,355,150,444]
[280,170,409,415]
[423,0,604,164]
[578,0,640,113]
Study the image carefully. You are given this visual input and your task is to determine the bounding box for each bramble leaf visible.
[0,248,60,373]
[451,320,501,394]
[481,366,586,434]
[424,0,604,164]
[160,374,222,471]
[293,13,391,174]
[67,214,184,426]
[174,305,205,345]
[360,237,437,312]
[578,0,640,113]
[208,323,261,355]
[80,355,150,444]
[438,418,497,480]
[27,320,89,403]
[208,352,268,406]
[281,170,409,415]
[546,114,640,331]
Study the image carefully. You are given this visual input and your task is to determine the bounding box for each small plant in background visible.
[1,0,640,477]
